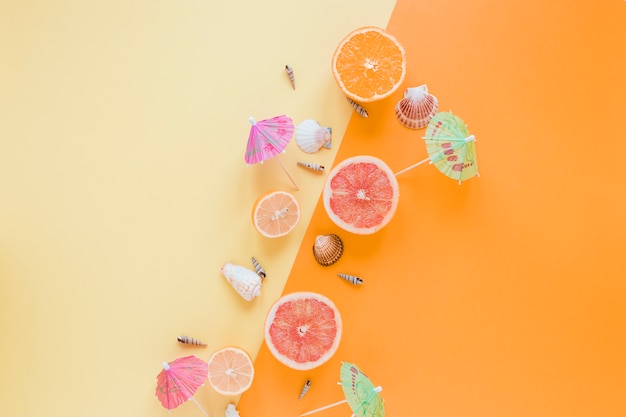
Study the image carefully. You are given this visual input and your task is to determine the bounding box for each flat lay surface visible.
[1,1,625,417]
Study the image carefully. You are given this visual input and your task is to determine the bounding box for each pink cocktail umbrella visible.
[155,355,210,417]
[245,115,299,190]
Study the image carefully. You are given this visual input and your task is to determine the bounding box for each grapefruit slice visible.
[264,292,342,371]
[252,190,301,238]
[323,155,399,235]
[207,346,254,396]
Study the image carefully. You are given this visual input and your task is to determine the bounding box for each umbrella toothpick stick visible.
[394,156,430,176]
[299,386,383,417]
[189,397,211,417]
[276,155,299,190]
[299,399,348,416]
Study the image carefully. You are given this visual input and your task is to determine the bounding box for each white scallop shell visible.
[220,262,262,301]
[225,404,240,417]
[395,84,439,129]
[295,119,332,153]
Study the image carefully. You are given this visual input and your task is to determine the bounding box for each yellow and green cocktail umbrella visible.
[395,111,479,184]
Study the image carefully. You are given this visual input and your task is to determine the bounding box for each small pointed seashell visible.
[225,404,240,417]
[298,379,311,400]
[251,256,266,279]
[395,84,439,129]
[220,262,262,301]
[285,65,295,90]
[337,273,363,285]
[295,119,332,153]
[346,97,369,118]
[312,234,343,266]
[297,161,325,173]
[177,335,207,346]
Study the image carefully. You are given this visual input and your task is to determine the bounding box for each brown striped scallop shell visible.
[395,85,439,129]
[312,234,343,266]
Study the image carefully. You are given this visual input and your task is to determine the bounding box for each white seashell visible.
[225,404,240,417]
[298,379,311,400]
[337,273,363,285]
[297,161,325,172]
[395,84,438,129]
[295,119,332,153]
[220,262,262,301]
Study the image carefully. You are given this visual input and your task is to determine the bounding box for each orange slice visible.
[332,26,406,103]
[252,190,300,238]
[207,346,254,396]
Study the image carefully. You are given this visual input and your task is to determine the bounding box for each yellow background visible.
[0,1,395,416]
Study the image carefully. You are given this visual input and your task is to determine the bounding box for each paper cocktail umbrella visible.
[155,355,210,417]
[395,111,479,184]
[300,362,385,417]
[245,115,299,190]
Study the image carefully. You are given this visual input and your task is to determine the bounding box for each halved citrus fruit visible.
[323,155,399,235]
[332,26,406,103]
[264,292,342,371]
[207,346,254,396]
[252,190,300,238]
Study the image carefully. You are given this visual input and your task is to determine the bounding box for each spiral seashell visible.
[312,234,343,266]
[177,335,207,346]
[337,273,363,285]
[395,84,439,129]
[285,65,295,90]
[220,262,262,301]
[298,379,311,400]
[251,256,266,279]
[295,119,332,153]
[346,97,368,118]
[225,404,240,417]
[297,161,325,172]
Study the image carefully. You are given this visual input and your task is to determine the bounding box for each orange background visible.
[238,1,626,417]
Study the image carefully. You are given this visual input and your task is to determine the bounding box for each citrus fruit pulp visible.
[332,26,406,103]
[264,292,342,371]
[323,155,399,235]
[207,346,254,396]
[252,190,300,238]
